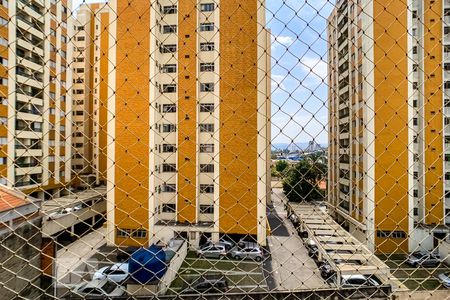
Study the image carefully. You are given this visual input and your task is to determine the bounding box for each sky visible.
[71,0,334,146]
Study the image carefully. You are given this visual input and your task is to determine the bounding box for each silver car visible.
[337,274,381,288]
[196,244,227,259]
[230,243,264,261]
[406,251,441,267]
[437,272,450,288]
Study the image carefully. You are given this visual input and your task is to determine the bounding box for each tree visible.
[275,160,289,174]
[282,157,327,202]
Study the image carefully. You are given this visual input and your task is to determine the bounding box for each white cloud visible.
[272,74,286,90]
[271,34,295,50]
[299,56,328,81]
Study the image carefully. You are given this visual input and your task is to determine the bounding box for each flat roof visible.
[41,186,106,213]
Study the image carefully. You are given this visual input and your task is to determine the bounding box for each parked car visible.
[330,274,381,288]
[305,238,318,257]
[196,244,227,259]
[406,251,441,267]
[47,205,82,220]
[93,263,129,283]
[72,279,126,297]
[319,260,361,279]
[437,271,450,288]
[289,213,299,225]
[230,243,264,261]
[181,274,228,294]
[204,238,235,251]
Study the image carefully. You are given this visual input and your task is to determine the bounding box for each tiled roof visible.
[0,186,31,213]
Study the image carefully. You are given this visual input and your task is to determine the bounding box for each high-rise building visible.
[328,0,448,254]
[72,3,110,187]
[0,0,73,199]
[106,0,271,247]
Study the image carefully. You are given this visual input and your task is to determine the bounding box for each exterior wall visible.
[218,0,259,236]
[423,0,444,225]
[72,3,110,186]
[177,0,198,224]
[1,0,73,197]
[328,0,448,254]
[0,217,42,300]
[94,10,110,184]
[112,0,151,246]
[108,0,269,246]
[372,0,409,254]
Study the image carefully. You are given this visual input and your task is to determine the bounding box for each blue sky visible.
[72,0,334,145]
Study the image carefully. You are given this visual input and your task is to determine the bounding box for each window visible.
[376,230,406,239]
[200,23,215,31]
[117,228,147,238]
[77,36,85,41]
[162,124,176,132]
[200,205,214,214]
[200,184,214,194]
[413,46,418,54]
[413,208,418,216]
[200,164,214,173]
[162,163,176,173]
[160,44,177,53]
[161,184,176,193]
[199,123,214,132]
[0,1,6,9]
[200,63,215,72]
[200,83,214,92]
[200,42,215,51]
[0,17,8,26]
[162,144,176,153]
[162,203,176,213]
[0,137,6,145]
[162,64,177,73]
[200,3,215,12]
[163,25,177,34]
[162,104,176,113]
[200,144,214,153]
[0,77,7,86]
[0,57,7,66]
[162,84,177,93]
[162,5,177,14]
[200,103,215,112]
[413,118,418,126]
[0,157,6,164]
[0,37,7,47]
[61,35,67,43]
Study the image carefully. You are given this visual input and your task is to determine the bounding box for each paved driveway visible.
[267,188,328,291]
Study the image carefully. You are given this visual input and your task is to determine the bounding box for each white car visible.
[93,263,129,283]
[47,205,82,220]
[72,279,126,297]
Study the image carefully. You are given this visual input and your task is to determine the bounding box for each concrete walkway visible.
[56,227,106,286]
[267,189,328,291]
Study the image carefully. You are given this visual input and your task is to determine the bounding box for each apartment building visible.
[0,0,73,200]
[72,3,110,186]
[328,0,448,254]
[106,0,271,247]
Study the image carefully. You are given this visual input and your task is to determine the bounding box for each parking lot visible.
[379,254,450,291]
[166,251,268,294]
